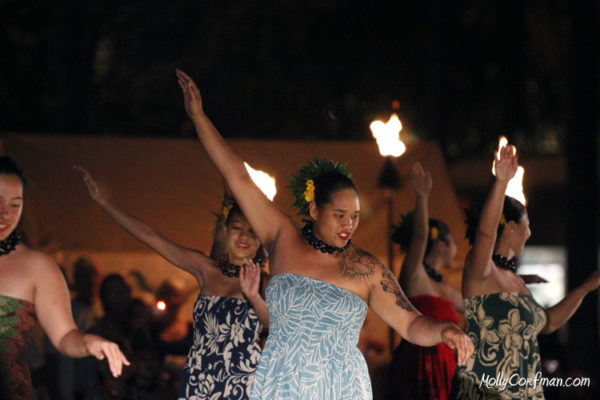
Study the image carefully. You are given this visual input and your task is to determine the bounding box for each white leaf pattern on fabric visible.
[250,273,372,400]
[178,294,262,400]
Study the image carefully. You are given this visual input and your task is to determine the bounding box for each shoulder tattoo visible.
[380,268,415,312]
[335,246,377,279]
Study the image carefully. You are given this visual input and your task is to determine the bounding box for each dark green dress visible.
[0,295,37,400]
[450,292,547,399]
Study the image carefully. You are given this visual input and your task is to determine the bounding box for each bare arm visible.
[541,270,600,334]
[368,261,473,364]
[239,259,269,329]
[75,166,211,282]
[34,253,129,377]
[465,146,518,281]
[399,162,431,287]
[176,69,292,251]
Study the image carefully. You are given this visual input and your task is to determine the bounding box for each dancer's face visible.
[0,174,23,241]
[310,188,360,248]
[226,213,260,263]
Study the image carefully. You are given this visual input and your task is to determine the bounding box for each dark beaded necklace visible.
[218,256,263,278]
[492,253,517,273]
[424,263,444,282]
[302,222,351,254]
[0,230,21,256]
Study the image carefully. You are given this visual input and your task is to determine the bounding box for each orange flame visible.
[370,114,406,157]
[156,300,167,311]
[244,162,277,200]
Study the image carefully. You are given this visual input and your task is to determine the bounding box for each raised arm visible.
[368,260,473,364]
[176,69,290,249]
[541,270,600,334]
[34,252,130,377]
[465,146,518,281]
[75,166,211,282]
[399,162,432,287]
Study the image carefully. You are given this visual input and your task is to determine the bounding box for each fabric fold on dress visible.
[385,295,459,400]
[1,295,37,400]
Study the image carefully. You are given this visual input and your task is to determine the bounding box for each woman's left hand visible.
[239,258,261,300]
[441,324,474,365]
[83,334,130,377]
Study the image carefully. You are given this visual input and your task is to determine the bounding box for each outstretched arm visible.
[176,69,290,251]
[75,166,211,282]
[239,259,269,329]
[542,270,600,334]
[465,145,518,281]
[399,162,432,287]
[369,262,473,364]
[35,253,130,377]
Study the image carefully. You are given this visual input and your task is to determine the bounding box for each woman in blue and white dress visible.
[177,68,475,400]
[77,167,268,400]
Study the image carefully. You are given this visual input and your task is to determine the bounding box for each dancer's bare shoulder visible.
[335,245,382,280]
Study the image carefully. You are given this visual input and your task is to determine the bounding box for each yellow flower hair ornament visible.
[304,179,315,203]
[499,214,507,227]
[430,226,439,241]
[222,203,234,221]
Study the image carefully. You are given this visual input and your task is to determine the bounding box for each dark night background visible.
[1,0,599,398]
[0,1,580,158]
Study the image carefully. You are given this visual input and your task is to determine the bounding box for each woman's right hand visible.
[409,161,432,197]
[176,68,204,119]
[74,165,105,204]
[493,144,518,182]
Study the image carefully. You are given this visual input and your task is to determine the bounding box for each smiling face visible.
[225,212,261,264]
[0,174,24,241]
[310,188,360,248]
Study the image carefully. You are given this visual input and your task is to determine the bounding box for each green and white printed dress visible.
[450,292,547,400]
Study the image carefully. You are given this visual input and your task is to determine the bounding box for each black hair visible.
[225,203,245,226]
[391,212,451,255]
[313,172,358,210]
[0,156,27,187]
[464,195,526,245]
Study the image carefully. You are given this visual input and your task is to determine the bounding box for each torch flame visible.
[244,162,277,200]
[370,114,406,157]
[492,136,527,205]
[156,300,167,311]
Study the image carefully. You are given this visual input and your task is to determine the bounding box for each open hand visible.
[74,165,105,204]
[83,334,130,377]
[441,324,474,366]
[409,162,432,197]
[239,258,261,300]
[493,143,518,182]
[176,69,204,119]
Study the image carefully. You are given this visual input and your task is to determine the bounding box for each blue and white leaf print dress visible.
[250,273,371,400]
[178,294,262,400]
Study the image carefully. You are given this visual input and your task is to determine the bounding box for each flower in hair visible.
[499,214,507,227]
[430,227,439,241]
[289,158,353,216]
[222,203,233,220]
[304,179,315,203]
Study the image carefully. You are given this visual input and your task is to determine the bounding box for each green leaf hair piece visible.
[288,157,353,216]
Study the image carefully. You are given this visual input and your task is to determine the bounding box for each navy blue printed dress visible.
[178,294,263,400]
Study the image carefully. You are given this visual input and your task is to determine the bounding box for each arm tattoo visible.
[335,247,377,279]
[380,268,415,311]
